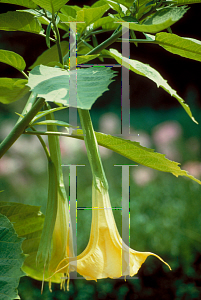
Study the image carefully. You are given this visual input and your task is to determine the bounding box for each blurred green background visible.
[1,0,201,299]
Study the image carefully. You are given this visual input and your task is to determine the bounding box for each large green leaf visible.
[0,213,25,300]
[72,129,201,185]
[0,11,42,34]
[0,0,37,8]
[29,41,69,69]
[61,3,110,25]
[59,3,110,34]
[108,48,197,124]
[0,50,26,71]
[112,6,188,33]
[0,78,29,104]
[0,202,61,283]
[31,0,69,12]
[155,32,201,62]
[27,65,117,109]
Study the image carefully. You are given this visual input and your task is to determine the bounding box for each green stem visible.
[80,39,94,50]
[85,26,124,55]
[30,126,51,161]
[20,70,29,79]
[40,32,56,42]
[16,92,38,124]
[44,103,65,184]
[0,97,45,159]
[78,109,108,191]
[117,38,155,43]
[24,130,77,138]
[83,29,113,41]
[52,14,63,65]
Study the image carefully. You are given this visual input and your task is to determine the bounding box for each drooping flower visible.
[47,190,74,291]
[50,180,171,281]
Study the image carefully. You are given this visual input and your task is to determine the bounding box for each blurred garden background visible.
[1,0,201,299]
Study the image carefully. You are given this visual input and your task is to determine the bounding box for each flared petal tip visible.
[149,252,172,270]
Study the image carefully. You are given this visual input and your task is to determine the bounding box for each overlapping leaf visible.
[92,15,119,30]
[106,0,128,14]
[108,48,197,123]
[0,50,26,71]
[31,0,69,12]
[0,213,25,300]
[0,202,61,283]
[27,65,117,109]
[0,0,37,8]
[61,3,109,26]
[155,32,201,62]
[112,6,188,33]
[59,3,110,34]
[72,130,201,185]
[19,8,68,30]
[0,11,42,34]
[0,78,29,104]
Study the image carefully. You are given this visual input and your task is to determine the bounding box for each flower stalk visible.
[78,108,108,191]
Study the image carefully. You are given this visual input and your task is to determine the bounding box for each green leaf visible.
[31,0,69,12]
[0,213,25,300]
[108,48,198,124]
[105,0,128,14]
[0,202,61,283]
[0,0,37,8]
[81,5,110,27]
[0,78,29,104]
[59,5,82,18]
[92,0,110,7]
[92,15,119,30]
[0,11,42,34]
[73,129,201,185]
[0,50,26,71]
[59,3,110,34]
[106,0,133,8]
[113,6,188,33]
[31,119,76,127]
[27,65,117,109]
[64,3,109,26]
[29,41,69,69]
[155,32,201,62]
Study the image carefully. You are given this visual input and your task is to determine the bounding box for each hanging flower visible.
[50,180,171,281]
[48,192,74,291]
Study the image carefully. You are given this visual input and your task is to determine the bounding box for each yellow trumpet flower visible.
[50,181,171,281]
[48,192,74,291]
